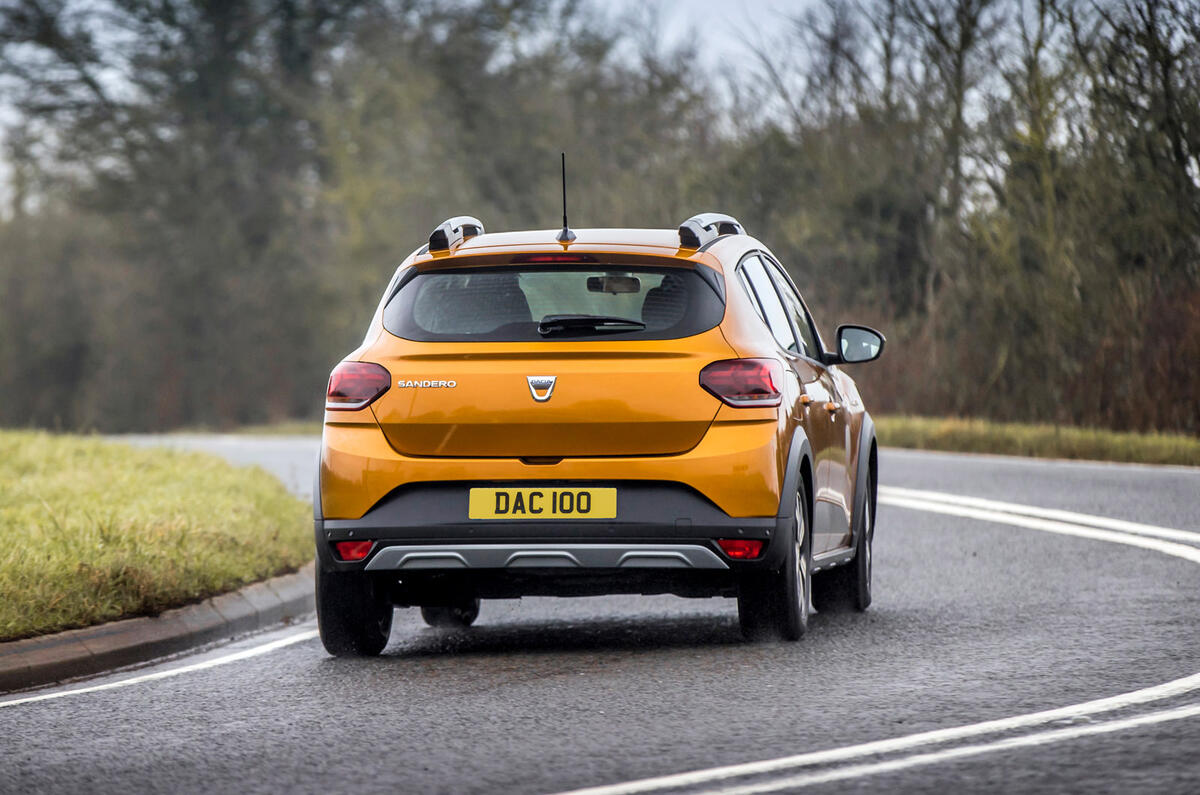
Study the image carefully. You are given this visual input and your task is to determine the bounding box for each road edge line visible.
[879,485,1200,544]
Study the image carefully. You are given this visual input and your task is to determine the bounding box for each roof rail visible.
[428,216,485,252]
[678,213,744,249]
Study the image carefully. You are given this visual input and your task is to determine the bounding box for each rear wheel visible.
[421,599,481,628]
[812,472,874,612]
[738,487,810,641]
[316,563,393,657]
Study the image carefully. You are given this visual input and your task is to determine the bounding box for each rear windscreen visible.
[382,266,725,342]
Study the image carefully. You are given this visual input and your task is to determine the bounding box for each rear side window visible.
[764,259,820,359]
[383,266,725,342]
[739,257,798,352]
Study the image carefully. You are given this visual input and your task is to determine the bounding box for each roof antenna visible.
[556,151,576,244]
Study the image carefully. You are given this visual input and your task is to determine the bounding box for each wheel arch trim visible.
[851,411,878,550]
[766,426,814,568]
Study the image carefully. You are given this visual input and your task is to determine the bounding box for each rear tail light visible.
[326,362,390,411]
[700,359,784,407]
[334,540,374,561]
[718,539,764,559]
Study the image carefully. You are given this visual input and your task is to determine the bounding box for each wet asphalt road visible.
[3,439,1198,794]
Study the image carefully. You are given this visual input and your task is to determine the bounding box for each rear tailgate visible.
[368,331,736,457]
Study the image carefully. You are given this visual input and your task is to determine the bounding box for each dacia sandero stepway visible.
[316,213,884,655]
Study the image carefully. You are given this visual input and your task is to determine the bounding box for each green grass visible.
[228,419,322,436]
[0,431,311,642]
[876,415,1200,467]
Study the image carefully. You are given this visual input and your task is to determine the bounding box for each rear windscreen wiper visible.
[537,314,647,336]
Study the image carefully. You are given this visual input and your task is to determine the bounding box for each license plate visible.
[468,487,617,519]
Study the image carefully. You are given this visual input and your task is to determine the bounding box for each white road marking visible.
[556,674,1200,795]
[879,495,1200,565]
[881,485,1200,545]
[555,492,1200,795]
[0,629,318,709]
[701,702,1200,795]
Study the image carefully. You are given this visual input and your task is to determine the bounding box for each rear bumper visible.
[315,480,789,575]
[315,413,793,597]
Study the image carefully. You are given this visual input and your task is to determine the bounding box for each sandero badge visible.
[395,379,457,388]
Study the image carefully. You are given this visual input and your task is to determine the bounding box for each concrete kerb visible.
[0,562,315,693]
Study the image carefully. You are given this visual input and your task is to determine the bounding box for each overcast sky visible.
[622,0,805,62]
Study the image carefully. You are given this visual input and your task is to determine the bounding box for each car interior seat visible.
[640,273,687,329]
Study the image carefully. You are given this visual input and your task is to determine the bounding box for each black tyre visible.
[316,563,393,657]
[421,599,481,628]
[738,488,811,641]
[812,472,874,612]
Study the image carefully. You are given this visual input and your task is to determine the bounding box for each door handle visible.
[800,394,814,406]
[824,401,841,413]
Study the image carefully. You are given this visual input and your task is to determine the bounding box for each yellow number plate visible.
[468,488,617,519]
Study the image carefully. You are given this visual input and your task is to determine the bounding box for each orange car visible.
[316,213,884,654]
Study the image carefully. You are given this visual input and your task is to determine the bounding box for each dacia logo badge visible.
[527,375,557,403]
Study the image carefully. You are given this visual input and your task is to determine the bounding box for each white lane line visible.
[0,629,318,709]
[879,495,1200,565]
[555,493,1200,795]
[702,702,1200,795]
[554,675,1200,795]
[881,485,1200,546]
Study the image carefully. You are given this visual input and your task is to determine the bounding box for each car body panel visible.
[705,236,862,553]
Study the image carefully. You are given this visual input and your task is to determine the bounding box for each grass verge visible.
[875,415,1200,467]
[174,419,322,436]
[0,431,310,642]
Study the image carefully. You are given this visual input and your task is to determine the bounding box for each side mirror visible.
[833,324,885,364]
